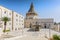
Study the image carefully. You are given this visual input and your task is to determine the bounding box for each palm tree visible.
[1,17,10,33]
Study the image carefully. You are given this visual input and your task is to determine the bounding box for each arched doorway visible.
[44,23,47,28]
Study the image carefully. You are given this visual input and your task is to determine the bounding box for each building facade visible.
[25,3,54,29]
[0,6,24,31]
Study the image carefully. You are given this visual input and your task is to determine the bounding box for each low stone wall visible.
[4,35,26,40]
[53,24,60,32]
[0,28,3,36]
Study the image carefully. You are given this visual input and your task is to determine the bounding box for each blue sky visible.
[0,0,60,22]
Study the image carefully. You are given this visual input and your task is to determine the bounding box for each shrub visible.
[3,29,10,32]
[53,34,60,40]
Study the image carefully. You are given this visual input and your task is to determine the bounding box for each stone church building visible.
[24,3,54,29]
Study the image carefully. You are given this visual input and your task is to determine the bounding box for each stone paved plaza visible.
[0,28,60,40]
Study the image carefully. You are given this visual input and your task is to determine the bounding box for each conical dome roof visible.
[26,2,38,16]
[28,2,34,12]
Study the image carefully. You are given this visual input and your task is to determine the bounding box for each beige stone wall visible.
[52,24,60,32]
[24,18,54,28]
[0,6,24,31]
[52,25,58,31]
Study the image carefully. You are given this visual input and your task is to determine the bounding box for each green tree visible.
[53,34,60,40]
[1,17,10,33]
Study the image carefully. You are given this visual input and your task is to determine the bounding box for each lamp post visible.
[44,23,47,38]
[49,24,51,39]
[22,26,24,35]
[58,24,59,32]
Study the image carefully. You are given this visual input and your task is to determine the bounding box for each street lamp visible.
[58,24,59,32]
[44,23,47,38]
[49,24,51,39]
[22,26,24,35]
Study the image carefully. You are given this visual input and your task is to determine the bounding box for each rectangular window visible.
[19,20,21,22]
[21,17,23,18]
[15,28,17,30]
[4,11,6,14]
[18,28,20,30]
[22,20,23,22]
[9,23,11,25]
[19,16,21,18]
[16,14,18,17]
[9,13,11,15]
[22,24,23,25]
[16,19,18,21]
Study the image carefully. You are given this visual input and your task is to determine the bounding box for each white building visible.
[25,3,54,29]
[0,6,24,31]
